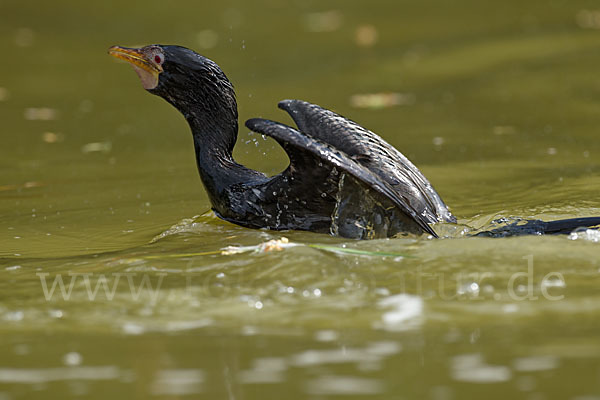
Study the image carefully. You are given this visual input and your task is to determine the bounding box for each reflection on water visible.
[0,366,122,384]
[151,369,205,396]
[2,0,600,398]
[2,208,600,397]
[377,294,423,331]
[451,353,512,383]
[305,375,384,396]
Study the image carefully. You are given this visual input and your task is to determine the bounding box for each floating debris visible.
[258,237,292,252]
[81,141,112,154]
[355,24,378,47]
[350,92,415,109]
[304,10,342,32]
[222,237,297,255]
[24,107,58,121]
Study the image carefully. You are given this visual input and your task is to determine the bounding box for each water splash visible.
[568,228,600,243]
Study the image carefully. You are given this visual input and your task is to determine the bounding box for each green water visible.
[2,0,600,398]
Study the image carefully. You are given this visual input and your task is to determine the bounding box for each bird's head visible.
[108,44,237,129]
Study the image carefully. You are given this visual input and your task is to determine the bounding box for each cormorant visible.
[108,44,600,239]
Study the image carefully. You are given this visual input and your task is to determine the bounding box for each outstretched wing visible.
[245,118,438,237]
[278,99,455,224]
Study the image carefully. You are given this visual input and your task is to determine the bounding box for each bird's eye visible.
[154,54,164,64]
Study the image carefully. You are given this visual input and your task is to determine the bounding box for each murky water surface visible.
[1,1,600,398]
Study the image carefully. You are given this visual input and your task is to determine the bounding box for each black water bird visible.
[108,44,600,239]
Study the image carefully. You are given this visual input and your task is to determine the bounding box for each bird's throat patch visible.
[131,64,159,90]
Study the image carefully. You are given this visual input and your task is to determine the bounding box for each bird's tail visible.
[542,217,600,235]
[475,216,600,237]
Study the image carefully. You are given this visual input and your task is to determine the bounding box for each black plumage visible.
[109,44,600,239]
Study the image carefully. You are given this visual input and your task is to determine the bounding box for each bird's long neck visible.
[186,109,242,190]
[181,104,261,216]
[187,109,237,162]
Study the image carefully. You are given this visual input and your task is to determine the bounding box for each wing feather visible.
[278,99,455,224]
[245,117,438,237]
